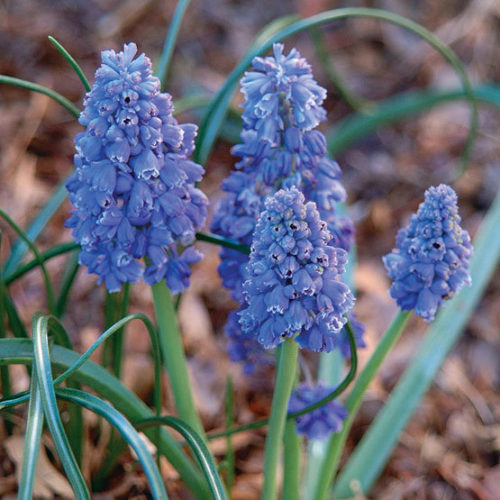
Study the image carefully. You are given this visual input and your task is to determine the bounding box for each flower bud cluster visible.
[383,184,472,321]
[66,43,208,293]
[288,383,348,440]
[239,188,354,351]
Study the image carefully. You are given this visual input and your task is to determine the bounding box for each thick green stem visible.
[314,310,411,500]
[151,281,205,438]
[262,339,299,500]
[283,420,302,500]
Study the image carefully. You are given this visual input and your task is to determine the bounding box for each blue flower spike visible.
[211,44,355,369]
[288,383,348,440]
[66,43,208,293]
[239,187,355,351]
[383,184,472,321]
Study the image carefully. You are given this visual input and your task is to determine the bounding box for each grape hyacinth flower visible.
[288,383,348,440]
[225,310,274,374]
[383,184,472,321]
[66,43,208,293]
[239,187,355,351]
[211,44,354,367]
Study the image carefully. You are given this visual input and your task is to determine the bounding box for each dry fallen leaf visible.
[4,435,74,498]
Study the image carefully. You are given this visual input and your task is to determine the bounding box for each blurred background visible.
[0,0,499,498]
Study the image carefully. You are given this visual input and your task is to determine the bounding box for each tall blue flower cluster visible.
[288,383,348,440]
[211,44,354,367]
[66,43,208,293]
[239,188,354,351]
[383,184,472,321]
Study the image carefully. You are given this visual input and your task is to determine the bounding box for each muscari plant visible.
[0,4,499,500]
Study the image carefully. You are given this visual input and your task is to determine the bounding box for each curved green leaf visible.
[328,84,500,157]
[55,251,80,317]
[18,371,44,500]
[195,7,476,170]
[0,75,80,118]
[195,232,250,254]
[3,183,70,277]
[0,338,207,498]
[0,210,56,313]
[138,416,227,500]
[4,242,79,285]
[48,36,91,91]
[156,0,192,89]
[56,388,168,499]
[32,313,89,498]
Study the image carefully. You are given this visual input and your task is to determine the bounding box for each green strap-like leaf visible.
[139,416,227,500]
[4,241,79,285]
[0,210,56,313]
[31,313,89,498]
[18,370,44,500]
[195,7,476,170]
[328,84,500,157]
[156,0,192,89]
[0,75,80,118]
[0,335,206,497]
[55,388,168,499]
[3,183,71,277]
[195,232,250,254]
[333,184,500,497]
[48,36,91,91]
[55,250,80,317]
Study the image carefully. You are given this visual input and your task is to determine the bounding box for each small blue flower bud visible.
[288,383,348,440]
[383,184,472,321]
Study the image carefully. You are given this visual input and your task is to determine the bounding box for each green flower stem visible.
[112,283,130,378]
[314,310,412,500]
[333,187,500,496]
[142,323,355,443]
[151,281,205,439]
[0,75,80,118]
[283,420,302,500]
[262,338,299,500]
